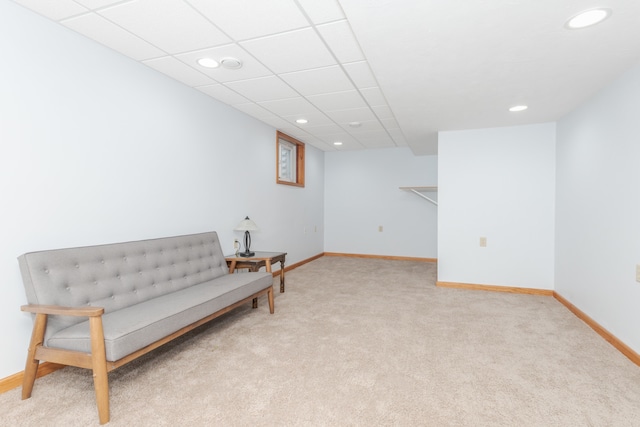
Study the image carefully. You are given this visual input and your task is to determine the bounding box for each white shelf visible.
[399,186,438,206]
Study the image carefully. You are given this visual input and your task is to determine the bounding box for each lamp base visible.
[239,251,255,257]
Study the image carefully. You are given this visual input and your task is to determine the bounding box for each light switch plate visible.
[636,264,640,282]
[479,237,487,247]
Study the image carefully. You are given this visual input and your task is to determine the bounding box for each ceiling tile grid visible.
[295,0,346,25]
[21,0,638,154]
[186,0,309,41]
[75,0,122,8]
[224,76,299,103]
[257,97,321,117]
[232,102,278,120]
[11,0,402,152]
[61,12,165,61]
[238,27,338,74]
[98,0,231,54]
[196,84,250,105]
[13,0,88,20]
[142,56,215,87]
[316,20,366,63]
[306,90,368,112]
[279,66,355,96]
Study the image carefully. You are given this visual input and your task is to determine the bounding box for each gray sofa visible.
[18,231,274,424]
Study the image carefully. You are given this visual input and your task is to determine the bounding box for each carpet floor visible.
[1,256,640,426]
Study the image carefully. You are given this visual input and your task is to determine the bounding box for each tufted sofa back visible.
[18,231,229,340]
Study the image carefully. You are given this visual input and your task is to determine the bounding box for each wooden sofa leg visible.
[22,313,47,400]
[89,316,110,424]
[268,287,274,314]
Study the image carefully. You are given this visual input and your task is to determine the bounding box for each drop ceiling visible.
[11,0,640,154]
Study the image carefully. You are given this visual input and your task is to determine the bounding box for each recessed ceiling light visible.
[296,118,308,124]
[333,141,343,146]
[509,105,528,112]
[220,57,242,70]
[197,57,219,68]
[565,8,611,29]
[348,121,362,128]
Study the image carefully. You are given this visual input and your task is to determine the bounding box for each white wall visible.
[438,123,556,289]
[324,147,438,258]
[0,1,323,379]
[555,62,640,354]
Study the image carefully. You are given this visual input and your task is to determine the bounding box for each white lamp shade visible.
[234,217,258,231]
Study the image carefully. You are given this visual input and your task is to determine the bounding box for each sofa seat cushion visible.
[46,272,273,362]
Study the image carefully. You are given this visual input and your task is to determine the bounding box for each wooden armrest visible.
[21,304,104,317]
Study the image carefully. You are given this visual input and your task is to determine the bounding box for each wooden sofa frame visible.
[21,287,274,424]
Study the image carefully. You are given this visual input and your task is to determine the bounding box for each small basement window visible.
[276,131,305,187]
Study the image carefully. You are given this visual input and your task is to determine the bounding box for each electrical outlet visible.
[378,225,383,232]
[479,237,487,247]
[233,239,240,250]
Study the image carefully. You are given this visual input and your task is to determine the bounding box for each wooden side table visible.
[225,251,287,294]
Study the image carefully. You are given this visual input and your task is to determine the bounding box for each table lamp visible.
[234,216,258,257]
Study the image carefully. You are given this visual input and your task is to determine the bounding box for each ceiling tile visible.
[232,103,278,120]
[353,129,397,148]
[279,65,354,96]
[99,0,230,54]
[316,20,365,63]
[359,87,387,107]
[359,137,396,149]
[197,84,250,105]
[240,28,336,74]
[224,76,298,103]
[12,0,87,20]
[352,129,390,140]
[343,60,378,89]
[175,44,271,83]
[371,104,395,119]
[62,13,164,61]
[143,56,215,87]
[258,97,321,117]
[381,117,400,129]
[307,90,367,111]
[260,116,297,130]
[325,107,377,123]
[188,0,309,40]
[299,123,345,135]
[296,0,345,24]
[74,0,123,8]
[387,129,408,146]
[394,139,408,147]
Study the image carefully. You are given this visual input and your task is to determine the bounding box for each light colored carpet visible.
[1,256,640,426]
